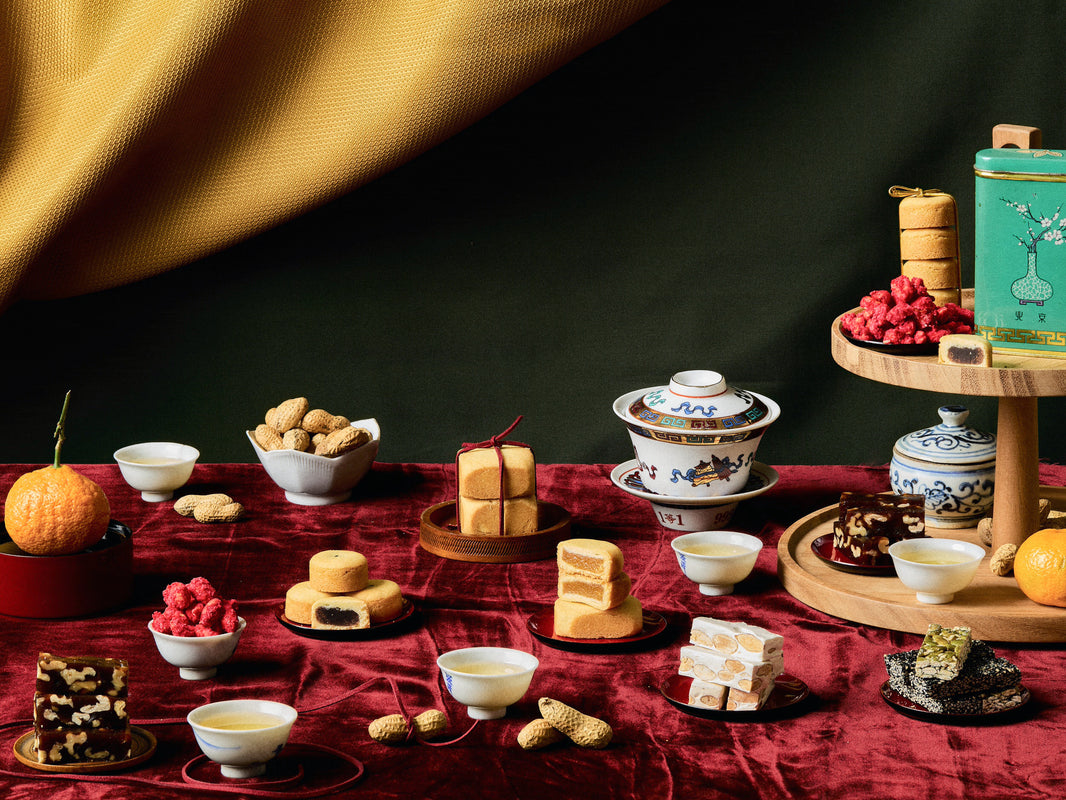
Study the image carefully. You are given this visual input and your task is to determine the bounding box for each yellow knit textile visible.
[0,0,666,310]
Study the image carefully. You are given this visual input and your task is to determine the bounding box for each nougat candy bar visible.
[34,729,132,764]
[687,678,727,710]
[679,644,782,697]
[457,444,536,499]
[915,624,972,680]
[34,692,128,731]
[689,617,783,662]
[832,492,925,566]
[726,686,770,712]
[458,495,538,536]
[557,539,624,581]
[557,571,631,611]
[36,654,128,697]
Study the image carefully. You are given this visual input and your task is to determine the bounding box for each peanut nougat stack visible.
[679,617,784,711]
[34,653,131,764]
[553,539,643,639]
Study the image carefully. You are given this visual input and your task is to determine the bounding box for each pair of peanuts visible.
[367,698,612,750]
[174,494,244,523]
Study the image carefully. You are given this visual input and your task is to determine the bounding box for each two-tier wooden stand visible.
[777,293,1066,641]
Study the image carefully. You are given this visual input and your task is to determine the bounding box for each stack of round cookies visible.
[284,550,404,629]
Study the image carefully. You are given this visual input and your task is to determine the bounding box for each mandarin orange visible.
[1014,528,1066,608]
[2,391,110,556]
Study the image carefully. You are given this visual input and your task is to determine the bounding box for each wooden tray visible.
[776,501,1066,642]
[419,501,571,563]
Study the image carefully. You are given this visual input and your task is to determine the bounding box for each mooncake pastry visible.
[284,581,331,625]
[309,549,369,593]
[457,444,536,499]
[349,578,404,622]
[898,194,957,228]
[311,596,370,630]
[900,227,958,260]
[553,595,643,639]
[557,571,631,611]
[557,539,624,581]
[938,334,992,367]
[458,495,538,536]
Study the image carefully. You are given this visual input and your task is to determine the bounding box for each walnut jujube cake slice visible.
[33,653,131,765]
[832,492,925,566]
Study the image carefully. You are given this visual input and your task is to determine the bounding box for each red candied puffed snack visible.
[152,578,239,637]
[841,275,974,345]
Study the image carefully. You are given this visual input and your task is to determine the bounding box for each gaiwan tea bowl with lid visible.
[613,370,780,498]
[890,405,996,529]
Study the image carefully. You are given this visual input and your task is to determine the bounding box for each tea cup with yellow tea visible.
[187,699,297,779]
[114,442,199,501]
[437,647,538,719]
[888,538,985,604]
[670,530,763,596]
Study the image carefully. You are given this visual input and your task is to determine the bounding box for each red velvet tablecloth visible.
[1,461,1065,800]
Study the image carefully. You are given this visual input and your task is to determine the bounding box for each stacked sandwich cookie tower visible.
[884,624,1026,714]
[553,539,643,639]
[897,190,962,306]
[34,653,131,764]
[679,617,784,711]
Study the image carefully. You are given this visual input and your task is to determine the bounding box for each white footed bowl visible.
[149,617,246,680]
[188,699,297,779]
[888,538,985,604]
[437,647,538,720]
[613,370,779,498]
[247,418,380,505]
[670,531,763,595]
[114,442,199,502]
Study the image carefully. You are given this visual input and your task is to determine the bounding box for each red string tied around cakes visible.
[456,415,529,536]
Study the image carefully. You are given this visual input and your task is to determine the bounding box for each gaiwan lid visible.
[616,369,777,433]
[893,406,996,465]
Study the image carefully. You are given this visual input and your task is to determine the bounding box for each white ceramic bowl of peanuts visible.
[247,397,380,506]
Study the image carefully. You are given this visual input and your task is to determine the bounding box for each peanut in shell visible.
[537,697,612,749]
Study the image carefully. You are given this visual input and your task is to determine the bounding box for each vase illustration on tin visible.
[1002,197,1065,305]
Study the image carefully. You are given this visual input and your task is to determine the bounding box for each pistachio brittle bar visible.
[915,624,972,680]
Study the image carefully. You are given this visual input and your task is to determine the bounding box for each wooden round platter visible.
[419,501,572,563]
[776,501,1066,642]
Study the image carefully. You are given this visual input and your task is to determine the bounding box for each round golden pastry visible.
[927,287,962,306]
[902,258,960,290]
[309,550,369,593]
[349,578,404,622]
[900,227,957,260]
[899,194,957,228]
[285,581,332,625]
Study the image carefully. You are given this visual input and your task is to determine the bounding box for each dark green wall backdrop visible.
[3,1,1066,469]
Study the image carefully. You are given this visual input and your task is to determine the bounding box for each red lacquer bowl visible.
[0,521,133,618]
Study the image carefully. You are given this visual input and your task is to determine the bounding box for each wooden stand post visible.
[992,396,1040,551]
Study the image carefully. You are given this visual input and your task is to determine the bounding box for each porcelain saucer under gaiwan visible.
[612,370,780,498]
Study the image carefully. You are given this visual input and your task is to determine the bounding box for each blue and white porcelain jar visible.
[890,405,996,529]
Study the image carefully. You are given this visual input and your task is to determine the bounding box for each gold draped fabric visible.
[0,0,667,311]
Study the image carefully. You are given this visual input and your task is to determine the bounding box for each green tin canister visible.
[975,146,1066,357]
